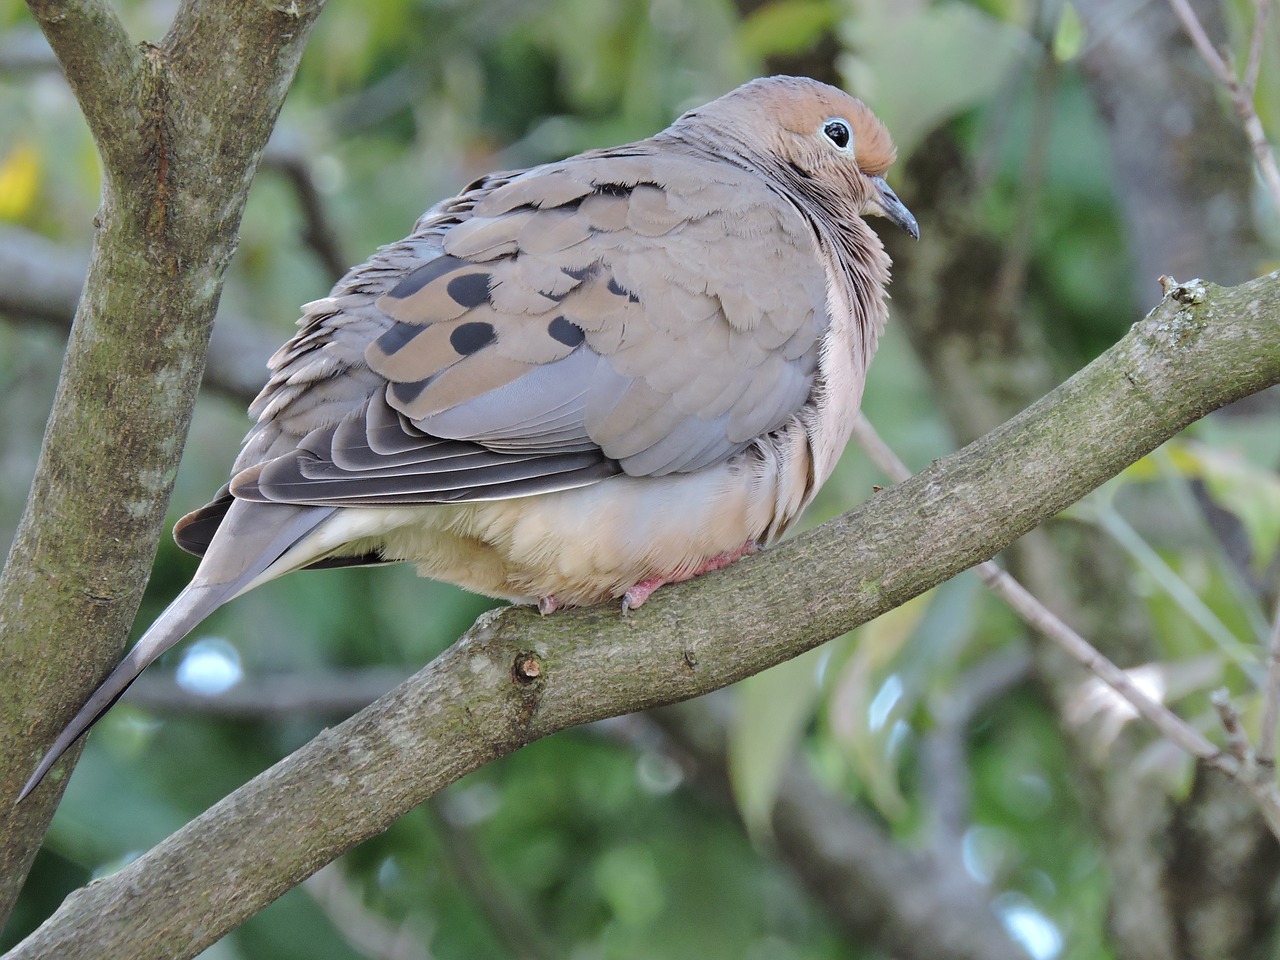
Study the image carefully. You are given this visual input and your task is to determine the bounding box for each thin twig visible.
[1166,0,1233,78]
[849,413,1233,773]
[1258,592,1280,769]
[1166,0,1280,217]
[975,562,1230,765]
[1245,0,1270,96]
[1212,687,1251,761]
[1208,686,1280,837]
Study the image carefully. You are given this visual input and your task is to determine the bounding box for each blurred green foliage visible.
[2,0,1279,958]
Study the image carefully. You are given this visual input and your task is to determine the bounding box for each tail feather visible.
[20,503,334,801]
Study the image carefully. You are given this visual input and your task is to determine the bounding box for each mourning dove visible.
[22,75,916,798]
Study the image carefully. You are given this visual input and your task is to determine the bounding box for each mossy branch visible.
[7,274,1280,960]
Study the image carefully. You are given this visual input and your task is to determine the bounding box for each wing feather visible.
[184,143,831,537]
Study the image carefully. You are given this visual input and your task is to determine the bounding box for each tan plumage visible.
[22,75,917,798]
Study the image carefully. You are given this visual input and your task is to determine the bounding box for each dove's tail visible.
[19,502,335,802]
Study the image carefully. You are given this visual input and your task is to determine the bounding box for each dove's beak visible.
[868,177,919,240]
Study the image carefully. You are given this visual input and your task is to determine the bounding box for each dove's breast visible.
[800,236,889,487]
[297,413,811,606]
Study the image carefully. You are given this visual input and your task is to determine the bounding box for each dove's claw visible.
[621,541,762,614]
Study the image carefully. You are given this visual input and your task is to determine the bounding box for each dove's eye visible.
[822,118,853,151]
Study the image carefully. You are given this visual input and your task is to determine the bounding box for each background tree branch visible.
[6,272,1279,960]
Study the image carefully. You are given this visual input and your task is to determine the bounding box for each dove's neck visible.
[804,221,892,489]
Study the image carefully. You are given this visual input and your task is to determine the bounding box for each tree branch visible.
[1259,594,1280,770]
[0,0,325,928]
[0,226,274,404]
[262,138,350,283]
[23,0,141,171]
[5,272,1280,959]
[121,668,405,718]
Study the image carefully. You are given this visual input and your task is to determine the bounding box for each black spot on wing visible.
[449,321,497,356]
[374,321,424,355]
[607,276,640,303]
[547,316,585,347]
[562,263,596,282]
[447,273,491,308]
[387,255,469,300]
[391,378,431,405]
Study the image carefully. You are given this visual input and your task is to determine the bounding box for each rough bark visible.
[5,272,1280,960]
[0,0,325,928]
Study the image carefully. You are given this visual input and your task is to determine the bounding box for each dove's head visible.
[670,75,918,240]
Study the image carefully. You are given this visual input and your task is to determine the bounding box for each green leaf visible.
[1117,439,1280,574]
[825,594,931,821]
[728,645,826,841]
[739,0,841,61]
[1196,447,1280,573]
[840,2,1031,160]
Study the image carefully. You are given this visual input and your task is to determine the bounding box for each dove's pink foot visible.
[538,595,560,616]
[621,540,761,613]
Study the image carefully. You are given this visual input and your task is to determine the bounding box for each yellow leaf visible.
[0,143,40,221]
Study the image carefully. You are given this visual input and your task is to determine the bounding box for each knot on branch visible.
[1153,275,1212,351]
[1160,275,1209,305]
[512,652,543,684]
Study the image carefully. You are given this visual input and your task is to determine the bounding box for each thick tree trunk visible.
[0,0,324,927]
